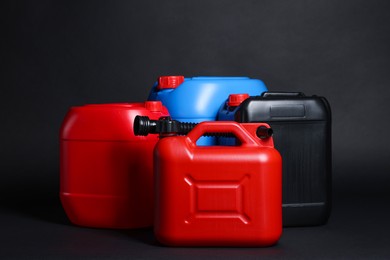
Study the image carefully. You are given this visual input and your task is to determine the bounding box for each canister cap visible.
[144,101,163,112]
[157,76,184,90]
[227,93,249,107]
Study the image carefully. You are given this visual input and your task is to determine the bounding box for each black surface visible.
[2,0,390,258]
[1,164,390,259]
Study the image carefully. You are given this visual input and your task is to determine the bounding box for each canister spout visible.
[134,116,196,136]
[134,116,272,139]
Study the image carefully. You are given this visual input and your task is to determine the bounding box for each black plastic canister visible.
[217,91,332,227]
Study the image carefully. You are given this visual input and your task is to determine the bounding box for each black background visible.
[2,0,390,259]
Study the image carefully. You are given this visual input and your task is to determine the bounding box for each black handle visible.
[261,91,305,97]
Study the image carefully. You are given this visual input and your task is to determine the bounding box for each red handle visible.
[186,121,261,147]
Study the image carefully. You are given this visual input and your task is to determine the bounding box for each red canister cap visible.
[144,101,163,112]
[227,93,249,107]
[157,76,184,90]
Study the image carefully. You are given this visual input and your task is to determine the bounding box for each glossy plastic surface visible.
[218,91,332,227]
[154,121,282,246]
[60,101,169,229]
[218,93,250,146]
[148,76,268,145]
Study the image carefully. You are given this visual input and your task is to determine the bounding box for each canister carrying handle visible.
[187,122,261,147]
[261,91,305,97]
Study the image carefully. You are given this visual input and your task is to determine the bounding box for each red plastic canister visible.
[60,101,169,229]
[154,121,282,246]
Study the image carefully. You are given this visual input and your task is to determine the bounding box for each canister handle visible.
[261,91,305,97]
[187,121,271,147]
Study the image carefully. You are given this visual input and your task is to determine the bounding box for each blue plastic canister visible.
[148,76,267,145]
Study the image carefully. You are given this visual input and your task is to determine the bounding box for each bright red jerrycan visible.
[154,122,282,246]
[60,101,169,229]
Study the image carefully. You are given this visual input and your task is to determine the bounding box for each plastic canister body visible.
[148,76,267,145]
[154,121,282,246]
[60,102,169,229]
[218,92,332,227]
